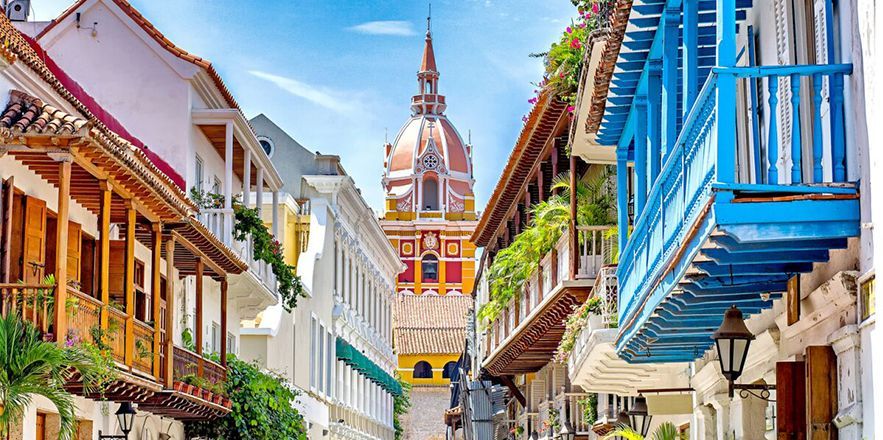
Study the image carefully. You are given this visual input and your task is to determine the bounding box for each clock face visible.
[422,155,439,170]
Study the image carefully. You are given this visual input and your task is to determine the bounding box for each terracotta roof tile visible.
[393,294,472,355]
[0,90,89,136]
[471,92,568,247]
[583,0,634,136]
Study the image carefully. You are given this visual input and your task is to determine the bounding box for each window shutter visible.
[776,360,807,439]
[66,221,82,286]
[23,196,47,284]
[806,345,837,439]
[0,177,13,283]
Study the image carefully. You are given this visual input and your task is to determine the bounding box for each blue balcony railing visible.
[616,63,857,361]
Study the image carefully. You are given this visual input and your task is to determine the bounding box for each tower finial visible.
[427,2,431,35]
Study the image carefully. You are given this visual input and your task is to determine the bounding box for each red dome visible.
[387,115,471,177]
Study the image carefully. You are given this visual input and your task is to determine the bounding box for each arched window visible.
[413,361,433,379]
[442,361,458,380]
[425,81,433,94]
[422,254,439,283]
[422,177,439,211]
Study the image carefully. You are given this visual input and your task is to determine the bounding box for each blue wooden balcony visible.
[605,0,860,362]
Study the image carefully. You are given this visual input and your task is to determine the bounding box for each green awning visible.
[336,337,403,395]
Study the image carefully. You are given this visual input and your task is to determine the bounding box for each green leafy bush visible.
[190,187,305,311]
[184,356,307,439]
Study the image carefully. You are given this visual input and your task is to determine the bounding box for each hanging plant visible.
[190,187,305,311]
[529,0,616,111]
[478,170,615,324]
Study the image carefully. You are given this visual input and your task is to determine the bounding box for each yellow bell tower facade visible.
[381,16,477,404]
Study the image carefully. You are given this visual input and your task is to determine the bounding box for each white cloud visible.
[248,70,361,115]
[346,20,416,36]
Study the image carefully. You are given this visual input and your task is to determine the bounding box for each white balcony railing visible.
[199,208,277,295]
[486,226,616,353]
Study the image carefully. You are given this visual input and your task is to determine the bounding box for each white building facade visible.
[240,117,401,440]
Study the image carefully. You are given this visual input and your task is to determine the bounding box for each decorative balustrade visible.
[172,345,227,386]
[199,207,278,296]
[618,63,852,328]
[0,283,54,332]
[554,392,594,434]
[107,307,127,363]
[66,288,101,343]
[133,320,155,375]
[487,226,616,351]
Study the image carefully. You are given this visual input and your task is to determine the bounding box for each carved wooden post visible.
[151,223,162,378]
[124,201,136,366]
[53,155,72,345]
[99,181,111,329]
[164,237,176,388]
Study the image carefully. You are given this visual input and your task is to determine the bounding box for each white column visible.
[224,121,234,246]
[242,148,252,206]
[694,404,717,440]
[709,393,731,440]
[272,190,280,238]
[731,393,766,439]
[830,325,863,438]
[256,166,265,217]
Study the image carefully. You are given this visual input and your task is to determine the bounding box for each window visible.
[310,317,317,389]
[325,329,333,395]
[442,361,458,380]
[211,322,221,354]
[422,254,439,283]
[413,360,433,379]
[258,136,274,158]
[422,177,439,210]
[226,331,236,355]
[194,155,204,191]
[318,324,326,394]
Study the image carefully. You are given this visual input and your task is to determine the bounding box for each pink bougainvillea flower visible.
[579,22,587,28]
[570,38,582,49]
[567,105,575,113]
[592,2,600,13]
[559,71,566,79]
[566,26,572,33]
[528,97,538,104]
[522,115,529,123]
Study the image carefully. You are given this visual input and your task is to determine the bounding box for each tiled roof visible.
[471,91,567,247]
[393,294,472,355]
[37,0,238,110]
[0,90,89,136]
[583,0,634,136]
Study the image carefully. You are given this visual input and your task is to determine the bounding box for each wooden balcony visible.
[483,226,614,376]
[136,346,231,420]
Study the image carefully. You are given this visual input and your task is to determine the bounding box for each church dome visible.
[387,114,471,177]
[382,22,475,217]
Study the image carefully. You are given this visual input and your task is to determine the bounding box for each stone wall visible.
[401,386,450,440]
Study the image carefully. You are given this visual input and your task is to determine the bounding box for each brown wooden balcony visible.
[483,226,614,376]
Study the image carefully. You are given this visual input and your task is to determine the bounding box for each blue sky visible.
[34,0,577,212]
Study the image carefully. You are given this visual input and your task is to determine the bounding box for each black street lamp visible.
[627,395,652,437]
[712,305,774,399]
[98,402,137,439]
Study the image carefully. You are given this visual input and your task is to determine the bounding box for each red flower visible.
[570,38,582,49]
